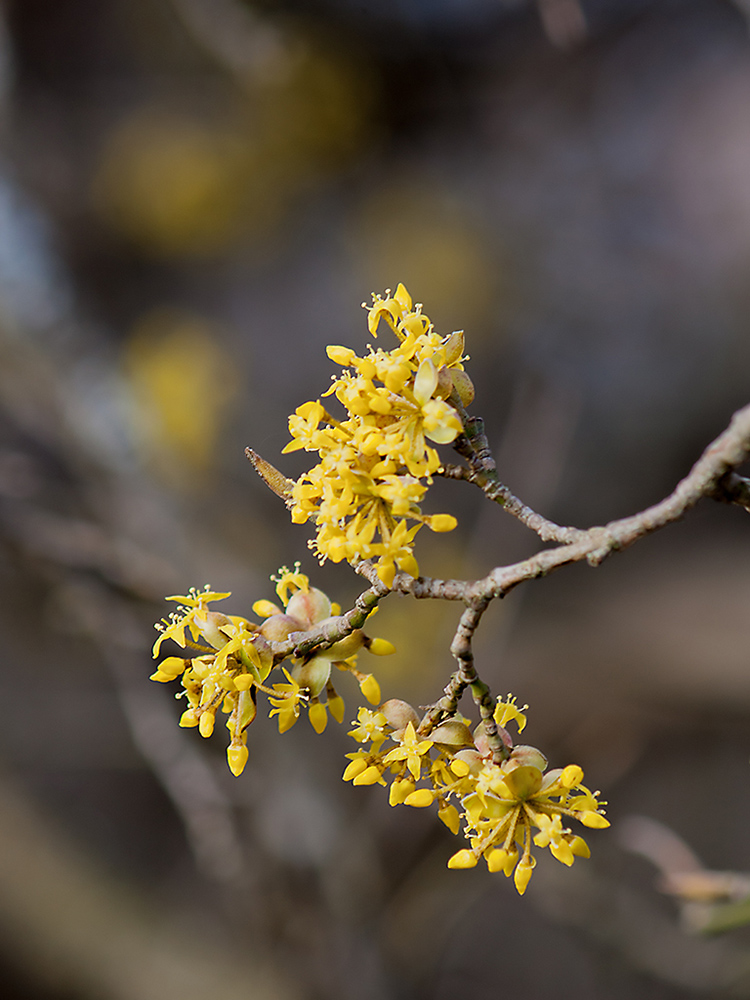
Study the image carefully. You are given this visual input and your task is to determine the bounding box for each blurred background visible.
[2,0,750,997]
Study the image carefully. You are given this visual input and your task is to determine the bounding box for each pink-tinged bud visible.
[259,614,304,642]
[291,656,332,698]
[508,745,548,772]
[451,749,484,774]
[473,721,513,755]
[286,587,331,628]
[380,699,420,731]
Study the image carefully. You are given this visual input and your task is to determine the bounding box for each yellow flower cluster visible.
[344,695,609,895]
[283,284,474,586]
[151,566,394,775]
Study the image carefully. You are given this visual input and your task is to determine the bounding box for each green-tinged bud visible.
[501,764,543,800]
[448,849,478,870]
[450,369,475,406]
[404,788,435,808]
[443,330,465,366]
[429,720,474,749]
[291,656,332,698]
[227,744,249,777]
[365,637,396,656]
[508,745,548,772]
[286,587,331,628]
[318,622,364,660]
[308,701,328,734]
[259,613,304,642]
[380,699,420,731]
[435,367,455,399]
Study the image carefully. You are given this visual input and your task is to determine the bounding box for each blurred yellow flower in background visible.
[123,307,239,484]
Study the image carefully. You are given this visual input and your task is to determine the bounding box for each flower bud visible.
[429,720,474,749]
[379,699,420,731]
[179,709,199,728]
[286,587,331,628]
[508,745,548,772]
[450,369,475,406]
[259,614,303,642]
[291,656,331,698]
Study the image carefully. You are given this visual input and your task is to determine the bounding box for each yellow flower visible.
[382,722,434,781]
[268,669,308,734]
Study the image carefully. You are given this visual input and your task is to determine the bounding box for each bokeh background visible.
[2,0,750,997]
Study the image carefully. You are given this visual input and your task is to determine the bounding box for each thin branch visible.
[446,396,584,544]
[417,600,510,763]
